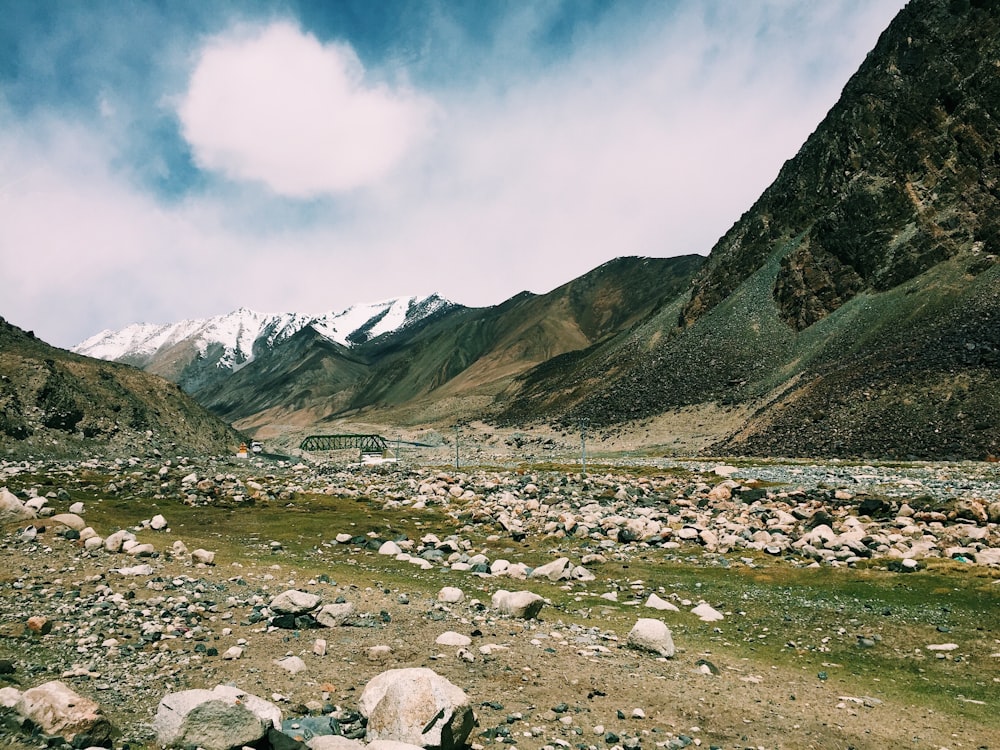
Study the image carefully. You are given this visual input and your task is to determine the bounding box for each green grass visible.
[6,465,999,729]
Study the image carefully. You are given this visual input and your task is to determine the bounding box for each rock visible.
[84,535,104,551]
[0,686,21,708]
[529,557,572,581]
[68,501,84,514]
[691,602,724,622]
[437,586,465,603]
[379,541,402,556]
[275,656,307,674]
[626,619,675,657]
[114,563,154,576]
[26,616,52,635]
[368,645,393,662]
[191,548,215,565]
[271,590,321,615]
[359,668,476,750]
[313,639,327,656]
[0,487,34,524]
[154,685,280,750]
[435,631,472,647]
[365,741,426,750]
[129,542,156,557]
[222,646,244,659]
[987,500,1000,524]
[491,590,544,619]
[15,680,113,745]
[150,513,168,530]
[315,602,354,627]
[974,548,1000,566]
[103,529,135,553]
[644,593,680,612]
[49,512,86,531]
[308,736,366,749]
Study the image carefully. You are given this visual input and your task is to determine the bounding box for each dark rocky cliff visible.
[682,0,1000,331]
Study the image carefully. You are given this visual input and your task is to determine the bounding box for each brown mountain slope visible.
[0,317,243,458]
[199,255,703,433]
[492,0,1000,459]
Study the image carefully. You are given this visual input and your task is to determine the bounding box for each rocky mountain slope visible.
[59,0,1000,461]
[166,256,703,433]
[494,0,1000,460]
[0,316,243,458]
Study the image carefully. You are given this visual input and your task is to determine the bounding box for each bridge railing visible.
[299,434,388,453]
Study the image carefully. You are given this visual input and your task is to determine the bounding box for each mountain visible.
[494,0,1000,460]
[61,0,1000,461]
[73,295,455,394]
[0,317,243,457]
[194,256,704,433]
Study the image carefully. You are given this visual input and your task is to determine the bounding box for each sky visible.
[0,0,908,349]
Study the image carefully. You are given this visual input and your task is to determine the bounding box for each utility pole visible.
[580,418,589,476]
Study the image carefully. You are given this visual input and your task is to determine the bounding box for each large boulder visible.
[315,602,354,627]
[15,680,114,745]
[0,488,34,524]
[359,668,476,750]
[270,590,321,615]
[153,685,280,750]
[529,557,572,581]
[103,529,135,553]
[309,737,366,750]
[626,618,676,657]
[48,513,86,531]
[491,590,544,619]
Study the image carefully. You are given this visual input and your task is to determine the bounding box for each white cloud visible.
[177,22,436,196]
[3,2,909,350]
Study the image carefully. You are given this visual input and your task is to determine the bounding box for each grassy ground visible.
[2,459,999,749]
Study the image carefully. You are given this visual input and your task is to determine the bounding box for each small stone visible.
[435,631,473,647]
[491,590,545,619]
[192,548,216,565]
[437,586,465,603]
[26,615,53,635]
[275,655,307,674]
[691,602,724,622]
[644,593,679,612]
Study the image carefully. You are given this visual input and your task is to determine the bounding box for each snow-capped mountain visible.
[72,294,455,381]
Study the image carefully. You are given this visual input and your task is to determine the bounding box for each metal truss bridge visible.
[299,434,388,453]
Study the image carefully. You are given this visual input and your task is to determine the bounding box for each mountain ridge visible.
[0,316,243,458]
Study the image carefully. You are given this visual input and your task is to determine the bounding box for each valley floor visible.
[0,452,998,750]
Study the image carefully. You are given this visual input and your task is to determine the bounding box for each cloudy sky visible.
[1,0,907,349]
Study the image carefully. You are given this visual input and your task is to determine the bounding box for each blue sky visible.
[1,0,907,348]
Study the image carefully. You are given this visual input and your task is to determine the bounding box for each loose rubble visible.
[0,453,997,750]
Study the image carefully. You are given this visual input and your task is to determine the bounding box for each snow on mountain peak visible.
[72,294,453,371]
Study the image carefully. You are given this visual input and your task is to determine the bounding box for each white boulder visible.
[359,668,476,750]
[491,590,544,619]
[626,619,675,657]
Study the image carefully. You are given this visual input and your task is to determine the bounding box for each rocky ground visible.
[0,448,998,750]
